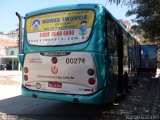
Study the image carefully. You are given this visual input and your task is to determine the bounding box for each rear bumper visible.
[22,85,106,104]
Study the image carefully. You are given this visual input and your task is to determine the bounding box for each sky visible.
[0,0,134,33]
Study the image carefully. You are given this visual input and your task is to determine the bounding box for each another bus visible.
[16,4,140,104]
[140,45,158,76]
[158,50,160,68]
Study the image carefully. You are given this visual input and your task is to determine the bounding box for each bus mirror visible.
[18,54,24,68]
[16,12,24,54]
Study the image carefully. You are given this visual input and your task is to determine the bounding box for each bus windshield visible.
[26,10,95,46]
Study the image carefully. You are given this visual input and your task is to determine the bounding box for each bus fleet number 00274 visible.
[66,58,85,64]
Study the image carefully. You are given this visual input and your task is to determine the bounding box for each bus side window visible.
[108,37,117,56]
[107,18,115,38]
[107,17,117,56]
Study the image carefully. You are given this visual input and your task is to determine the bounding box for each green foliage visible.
[106,0,132,6]
[126,0,160,39]
[107,0,160,39]
[107,0,121,5]
[130,25,142,35]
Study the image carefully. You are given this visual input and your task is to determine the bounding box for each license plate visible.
[48,82,62,88]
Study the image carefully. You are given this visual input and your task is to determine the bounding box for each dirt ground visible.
[102,76,160,120]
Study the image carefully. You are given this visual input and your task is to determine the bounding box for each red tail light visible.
[88,78,96,85]
[25,84,31,87]
[51,57,58,64]
[24,67,29,73]
[24,75,28,81]
[87,69,94,76]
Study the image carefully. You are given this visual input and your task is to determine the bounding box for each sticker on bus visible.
[48,82,62,88]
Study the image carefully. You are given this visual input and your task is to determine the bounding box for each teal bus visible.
[16,4,140,104]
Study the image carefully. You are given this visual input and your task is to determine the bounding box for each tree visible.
[130,25,145,43]
[126,0,160,39]
[106,0,121,5]
[106,0,132,5]
[107,0,160,40]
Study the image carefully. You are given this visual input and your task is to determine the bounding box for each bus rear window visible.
[26,10,95,46]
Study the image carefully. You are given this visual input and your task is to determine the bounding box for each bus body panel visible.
[22,52,109,104]
[22,85,106,104]
[23,52,98,95]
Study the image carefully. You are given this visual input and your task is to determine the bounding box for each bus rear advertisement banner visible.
[26,10,95,46]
